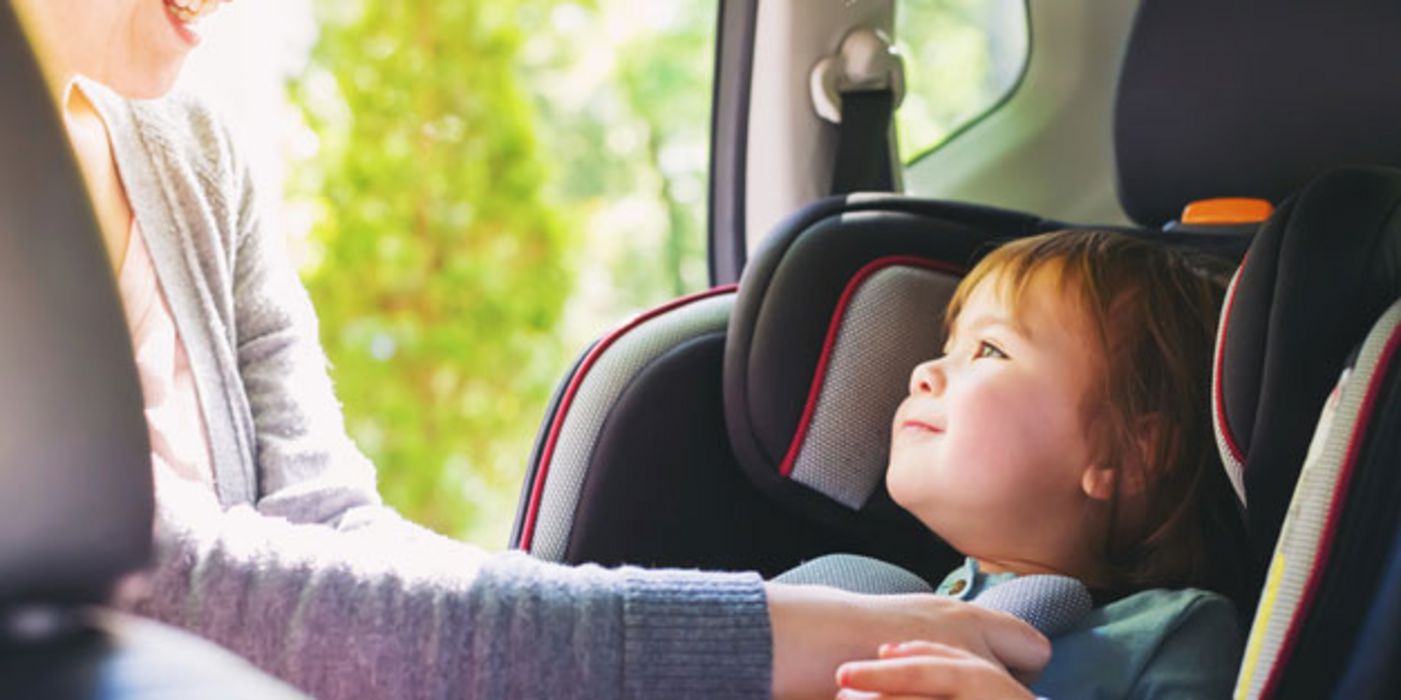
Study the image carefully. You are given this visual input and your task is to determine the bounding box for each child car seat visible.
[511,195,1066,581]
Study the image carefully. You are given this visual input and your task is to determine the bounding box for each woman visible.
[11,1,1049,697]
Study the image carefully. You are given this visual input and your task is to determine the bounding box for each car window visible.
[186,0,719,547]
[894,0,1029,165]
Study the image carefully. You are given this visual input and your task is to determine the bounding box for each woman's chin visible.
[107,62,186,100]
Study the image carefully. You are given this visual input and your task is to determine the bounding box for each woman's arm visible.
[126,475,772,699]
[129,479,1048,699]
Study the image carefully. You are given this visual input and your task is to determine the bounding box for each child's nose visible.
[909,359,945,396]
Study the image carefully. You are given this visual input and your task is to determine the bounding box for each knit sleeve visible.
[226,138,389,525]
[125,478,771,698]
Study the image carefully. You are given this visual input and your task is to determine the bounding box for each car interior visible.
[511,1,1401,697]
[5,0,1401,698]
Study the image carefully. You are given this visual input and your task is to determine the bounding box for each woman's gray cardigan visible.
[81,78,770,699]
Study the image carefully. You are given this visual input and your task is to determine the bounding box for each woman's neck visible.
[13,0,105,105]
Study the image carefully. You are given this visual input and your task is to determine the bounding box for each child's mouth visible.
[900,419,944,434]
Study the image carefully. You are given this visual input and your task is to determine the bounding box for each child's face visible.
[886,271,1105,565]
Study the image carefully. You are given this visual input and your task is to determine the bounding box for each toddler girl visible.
[840,229,1248,699]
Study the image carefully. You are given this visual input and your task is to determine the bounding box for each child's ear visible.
[1081,464,1117,501]
[1081,413,1164,501]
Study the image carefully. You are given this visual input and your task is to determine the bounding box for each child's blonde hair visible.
[946,230,1246,598]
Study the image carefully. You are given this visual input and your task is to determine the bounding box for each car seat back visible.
[1115,2,1401,228]
[0,2,152,615]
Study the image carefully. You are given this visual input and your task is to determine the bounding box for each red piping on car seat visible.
[778,256,964,478]
[1213,260,1248,468]
[517,284,739,551]
[1258,318,1401,699]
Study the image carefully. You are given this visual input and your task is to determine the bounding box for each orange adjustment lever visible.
[1180,197,1275,225]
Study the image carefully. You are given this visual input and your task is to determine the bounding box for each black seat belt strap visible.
[830,88,897,195]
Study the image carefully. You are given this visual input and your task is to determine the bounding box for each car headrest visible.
[0,4,153,607]
[1213,165,1401,575]
[723,194,1056,528]
[1115,2,1401,227]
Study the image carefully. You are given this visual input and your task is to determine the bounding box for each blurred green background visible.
[282,0,1023,547]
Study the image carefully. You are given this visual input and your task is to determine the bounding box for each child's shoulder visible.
[1087,586,1241,656]
[1032,588,1243,698]
[1100,586,1239,628]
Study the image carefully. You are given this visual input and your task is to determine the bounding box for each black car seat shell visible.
[1215,166,1401,699]
[1213,168,1401,585]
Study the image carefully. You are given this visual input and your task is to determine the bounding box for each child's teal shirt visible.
[937,559,1243,699]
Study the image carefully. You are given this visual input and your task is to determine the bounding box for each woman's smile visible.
[163,0,224,46]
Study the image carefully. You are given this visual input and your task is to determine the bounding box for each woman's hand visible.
[766,583,1049,700]
[833,640,1037,700]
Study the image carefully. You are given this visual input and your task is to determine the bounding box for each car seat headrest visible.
[723,195,1052,527]
[1213,165,1401,567]
[1116,2,1401,227]
[0,4,153,607]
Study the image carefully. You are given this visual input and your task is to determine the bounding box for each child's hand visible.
[834,641,1037,700]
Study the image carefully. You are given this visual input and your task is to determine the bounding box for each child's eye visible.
[974,341,1008,360]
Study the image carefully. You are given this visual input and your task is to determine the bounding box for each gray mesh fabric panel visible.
[973,575,1094,638]
[789,266,960,509]
[1234,299,1401,698]
[772,553,933,594]
[531,293,734,562]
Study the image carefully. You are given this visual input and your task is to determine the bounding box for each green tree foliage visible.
[516,2,715,315]
[896,0,1028,162]
[288,0,574,545]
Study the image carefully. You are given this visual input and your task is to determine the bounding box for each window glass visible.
[188,0,718,547]
[894,0,1029,164]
